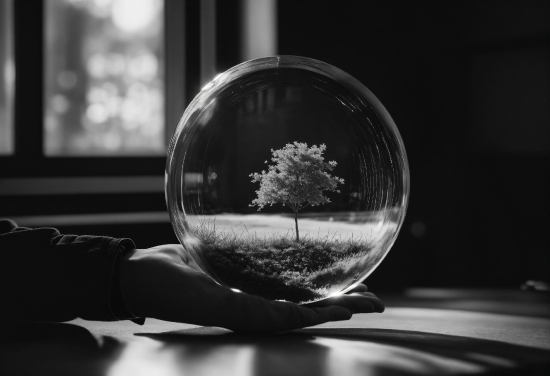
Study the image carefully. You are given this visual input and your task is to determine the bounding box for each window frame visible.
[0,0,200,178]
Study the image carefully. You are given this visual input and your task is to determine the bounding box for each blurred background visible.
[0,0,548,293]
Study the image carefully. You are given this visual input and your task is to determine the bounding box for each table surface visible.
[1,289,549,376]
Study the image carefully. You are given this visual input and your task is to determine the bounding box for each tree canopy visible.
[250,142,344,241]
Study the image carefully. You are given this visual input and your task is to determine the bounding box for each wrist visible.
[119,248,148,318]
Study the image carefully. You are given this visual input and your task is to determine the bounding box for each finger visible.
[342,290,382,303]
[306,290,379,306]
[309,306,352,322]
[308,295,373,313]
[346,291,382,301]
[308,294,384,313]
[348,293,385,312]
[334,295,376,313]
[347,283,368,293]
[267,302,353,331]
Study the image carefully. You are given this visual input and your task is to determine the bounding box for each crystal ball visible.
[166,56,409,304]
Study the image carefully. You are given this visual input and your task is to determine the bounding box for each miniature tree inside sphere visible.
[250,142,344,242]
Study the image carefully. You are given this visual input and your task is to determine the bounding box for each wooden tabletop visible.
[1,290,549,376]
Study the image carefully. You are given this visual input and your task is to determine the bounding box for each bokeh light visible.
[44,0,164,155]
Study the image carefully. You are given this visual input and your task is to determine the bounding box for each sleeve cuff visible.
[110,241,146,325]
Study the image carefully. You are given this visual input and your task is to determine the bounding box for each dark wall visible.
[277,0,549,290]
[6,1,547,291]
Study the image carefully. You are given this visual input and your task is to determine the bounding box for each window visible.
[0,0,191,178]
[0,0,271,228]
[44,0,165,156]
[0,0,14,155]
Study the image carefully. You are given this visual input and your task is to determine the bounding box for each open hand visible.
[120,244,384,333]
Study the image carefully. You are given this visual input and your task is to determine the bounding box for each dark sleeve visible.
[0,219,144,324]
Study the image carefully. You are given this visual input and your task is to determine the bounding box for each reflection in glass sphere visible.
[166,56,409,304]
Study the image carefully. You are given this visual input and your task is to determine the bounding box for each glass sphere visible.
[166,56,409,304]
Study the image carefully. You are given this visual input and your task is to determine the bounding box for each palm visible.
[120,244,384,333]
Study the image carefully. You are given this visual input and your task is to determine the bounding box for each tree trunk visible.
[294,210,299,242]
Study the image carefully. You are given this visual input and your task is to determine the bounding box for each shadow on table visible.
[301,328,550,375]
[138,327,550,376]
[138,327,332,376]
[1,323,548,376]
[0,322,123,376]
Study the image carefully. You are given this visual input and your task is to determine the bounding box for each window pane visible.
[0,0,14,155]
[44,0,165,156]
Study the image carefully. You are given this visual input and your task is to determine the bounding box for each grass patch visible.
[192,219,374,303]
